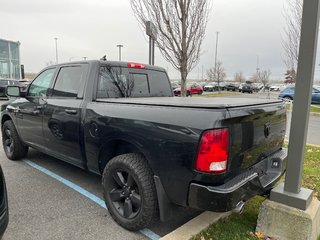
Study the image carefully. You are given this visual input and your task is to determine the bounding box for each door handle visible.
[65,109,78,115]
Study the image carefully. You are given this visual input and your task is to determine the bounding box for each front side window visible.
[52,66,83,98]
[28,68,55,97]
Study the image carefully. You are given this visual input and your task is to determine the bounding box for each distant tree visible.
[249,69,271,87]
[284,68,296,83]
[45,60,55,66]
[282,0,302,71]
[206,61,226,92]
[206,68,215,81]
[130,0,210,96]
[234,71,246,83]
[257,69,271,88]
[24,73,37,80]
[250,72,259,83]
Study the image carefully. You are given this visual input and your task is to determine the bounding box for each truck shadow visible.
[25,149,202,237]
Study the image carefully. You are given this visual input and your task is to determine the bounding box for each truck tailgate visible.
[225,102,286,175]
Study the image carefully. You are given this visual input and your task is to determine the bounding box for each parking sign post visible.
[270,0,320,210]
[146,21,157,65]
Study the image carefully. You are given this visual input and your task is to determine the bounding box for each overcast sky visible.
[1,0,319,81]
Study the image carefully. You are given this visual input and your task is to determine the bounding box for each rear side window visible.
[131,73,149,97]
[52,66,83,98]
[148,71,172,96]
[97,66,172,98]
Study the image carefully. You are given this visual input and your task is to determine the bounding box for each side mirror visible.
[6,86,20,97]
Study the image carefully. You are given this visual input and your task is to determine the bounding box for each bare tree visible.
[257,69,271,88]
[234,71,246,83]
[282,0,303,71]
[130,0,210,96]
[206,68,215,81]
[207,61,226,92]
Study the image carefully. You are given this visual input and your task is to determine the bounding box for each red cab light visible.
[195,128,229,173]
[128,62,146,69]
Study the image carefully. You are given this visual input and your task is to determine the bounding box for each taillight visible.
[127,62,146,69]
[195,128,229,173]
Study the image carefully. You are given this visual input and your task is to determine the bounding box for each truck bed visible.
[97,97,283,109]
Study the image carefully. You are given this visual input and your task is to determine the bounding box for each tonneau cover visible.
[97,97,283,109]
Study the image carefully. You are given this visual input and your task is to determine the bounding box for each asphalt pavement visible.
[286,113,320,145]
[1,148,201,240]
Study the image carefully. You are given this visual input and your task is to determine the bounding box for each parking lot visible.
[0,92,319,240]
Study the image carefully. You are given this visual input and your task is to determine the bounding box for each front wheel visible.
[102,153,158,231]
[2,120,28,160]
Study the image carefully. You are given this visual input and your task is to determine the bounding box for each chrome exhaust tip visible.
[233,201,245,214]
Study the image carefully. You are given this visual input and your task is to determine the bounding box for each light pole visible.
[256,55,260,73]
[116,44,123,61]
[214,32,220,92]
[54,37,58,64]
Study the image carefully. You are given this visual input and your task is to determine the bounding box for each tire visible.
[198,90,203,95]
[2,120,28,160]
[284,96,293,101]
[102,153,158,231]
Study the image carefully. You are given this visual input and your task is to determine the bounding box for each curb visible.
[160,211,231,240]
[286,111,320,117]
[284,139,320,148]
[310,112,320,117]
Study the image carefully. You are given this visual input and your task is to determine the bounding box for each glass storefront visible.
[0,39,20,80]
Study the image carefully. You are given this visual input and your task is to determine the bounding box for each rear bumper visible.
[188,148,287,212]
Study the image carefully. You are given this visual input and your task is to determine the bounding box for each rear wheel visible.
[102,153,158,231]
[284,96,293,101]
[2,120,28,160]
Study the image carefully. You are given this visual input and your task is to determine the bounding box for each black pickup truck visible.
[1,60,287,231]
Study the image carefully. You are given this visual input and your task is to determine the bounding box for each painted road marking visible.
[24,159,161,240]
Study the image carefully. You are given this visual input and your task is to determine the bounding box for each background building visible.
[0,38,21,80]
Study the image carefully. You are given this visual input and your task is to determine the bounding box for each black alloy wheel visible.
[108,170,141,219]
[2,120,28,160]
[3,128,13,156]
[102,153,158,231]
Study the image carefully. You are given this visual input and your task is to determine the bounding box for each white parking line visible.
[23,159,161,240]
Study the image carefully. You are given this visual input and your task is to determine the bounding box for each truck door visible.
[16,68,56,148]
[42,64,88,167]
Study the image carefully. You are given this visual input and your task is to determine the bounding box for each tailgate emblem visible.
[264,123,271,138]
